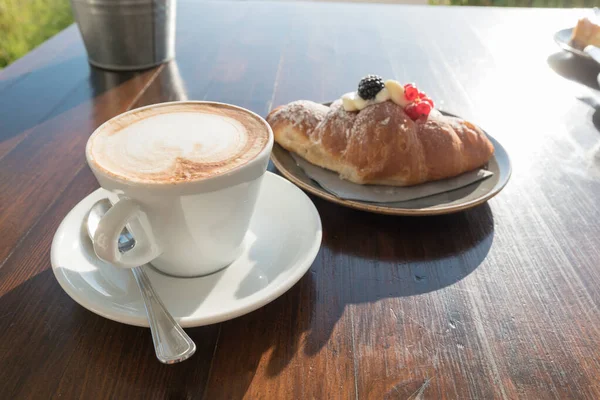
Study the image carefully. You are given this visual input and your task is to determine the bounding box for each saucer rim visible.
[553,27,591,60]
[50,172,322,328]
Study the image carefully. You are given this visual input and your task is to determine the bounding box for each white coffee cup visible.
[86,101,273,277]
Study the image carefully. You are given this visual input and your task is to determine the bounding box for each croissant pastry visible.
[267,96,494,187]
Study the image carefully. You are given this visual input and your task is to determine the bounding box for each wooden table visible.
[1,2,600,399]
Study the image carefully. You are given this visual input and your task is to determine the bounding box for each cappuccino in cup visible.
[86,102,273,277]
[88,103,270,184]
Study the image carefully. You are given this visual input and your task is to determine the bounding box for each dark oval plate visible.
[554,28,591,59]
[270,105,511,216]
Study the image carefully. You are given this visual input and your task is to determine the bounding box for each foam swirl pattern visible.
[87,103,269,184]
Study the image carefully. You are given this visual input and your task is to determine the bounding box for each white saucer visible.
[51,172,322,328]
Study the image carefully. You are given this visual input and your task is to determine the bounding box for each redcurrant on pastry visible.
[404,84,419,102]
[404,103,419,120]
[416,102,432,117]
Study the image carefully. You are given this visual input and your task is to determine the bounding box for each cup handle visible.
[93,197,161,268]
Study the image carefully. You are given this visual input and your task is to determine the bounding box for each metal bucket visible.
[70,0,177,71]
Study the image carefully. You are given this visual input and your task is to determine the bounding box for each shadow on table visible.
[320,199,494,298]
[547,51,600,90]
[547,52,600,133]
[199,197,495,398]
[577,96,600,133]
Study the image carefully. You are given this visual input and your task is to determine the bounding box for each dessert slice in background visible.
[571,17,600,48]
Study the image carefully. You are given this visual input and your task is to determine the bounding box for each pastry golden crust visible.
[267,100,494,186]
[571,18,600,48]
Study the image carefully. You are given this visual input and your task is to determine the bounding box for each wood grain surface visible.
[1,2,600,399]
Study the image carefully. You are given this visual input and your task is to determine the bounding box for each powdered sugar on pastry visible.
[266,99,494,187]
[267,100,328,134]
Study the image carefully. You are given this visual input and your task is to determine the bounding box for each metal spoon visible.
[86,199,196,364]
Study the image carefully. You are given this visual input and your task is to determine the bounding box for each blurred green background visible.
[0,0,596,69]
[0,0,73,68]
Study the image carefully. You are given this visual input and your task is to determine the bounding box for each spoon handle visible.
[131,266,196,364]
